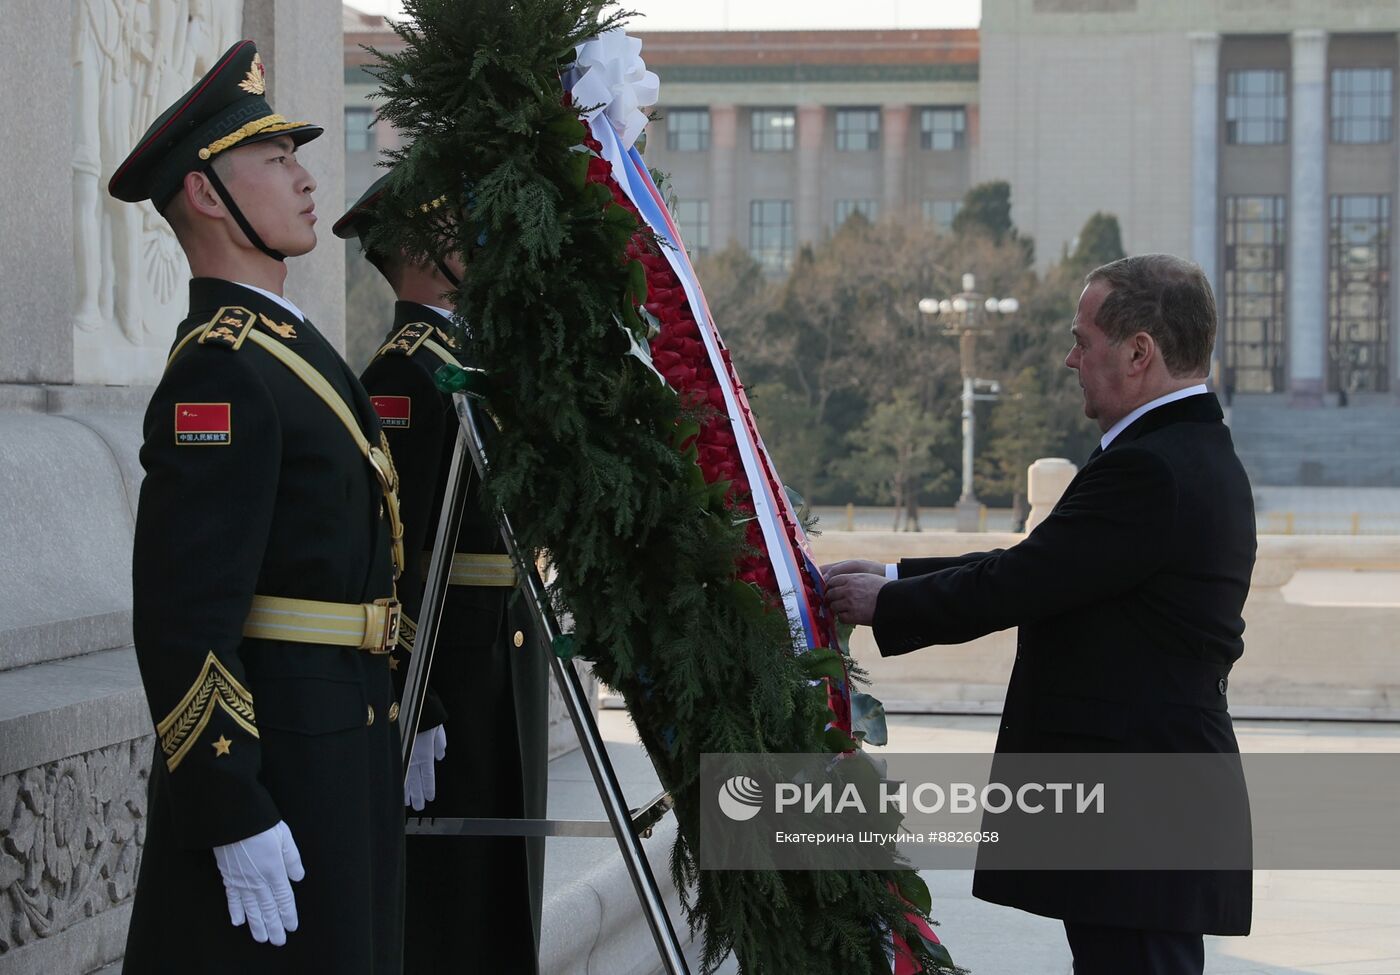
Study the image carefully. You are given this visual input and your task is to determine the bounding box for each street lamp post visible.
[917,273,1019,532]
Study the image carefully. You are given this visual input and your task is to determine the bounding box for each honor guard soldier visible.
[336,174,549,974]
[110,42,407,974]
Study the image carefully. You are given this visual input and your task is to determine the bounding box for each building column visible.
[881,104,911,218]
[0,0,72,385]
[709,103,739,251]
[1288,28,1328,404]
[243,0,347,351]
[796,104,825,246]
[1189,33,1220,296]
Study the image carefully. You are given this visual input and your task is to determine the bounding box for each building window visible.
[345,107,374,153]
[666,108,711,151]
[751,109,796,152]
[674,199,710,255]
[834,199,878,227]
[1224,69,1287,145]
[835,109,880,151]
[1328,195,1391,394]
[919,107,966,150]
[1331,68,1393,144]
[1222,196,1287,394]
[922,199,962,230]
[750,199,794,273]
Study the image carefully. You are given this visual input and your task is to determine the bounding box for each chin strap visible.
[433,258,461,289]
[204,164,287,262]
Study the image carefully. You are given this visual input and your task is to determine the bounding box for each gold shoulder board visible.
[378,322,433,358]
[197,306,258,351]
[433,325,462,351]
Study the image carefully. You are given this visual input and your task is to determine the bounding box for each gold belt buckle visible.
[372,597,401,654]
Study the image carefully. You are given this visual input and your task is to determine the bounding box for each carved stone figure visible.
[71,0,243,379]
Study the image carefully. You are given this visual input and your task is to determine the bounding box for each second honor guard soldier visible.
[110,42,406,973]
[335,174,549,973]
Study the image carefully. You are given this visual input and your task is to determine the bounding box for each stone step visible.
[540,734,705,975]
[0,411,141,673]
[1228,402,1400,486]
[0,647,149,778]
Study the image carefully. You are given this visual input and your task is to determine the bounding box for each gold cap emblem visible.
[239,53,267,96]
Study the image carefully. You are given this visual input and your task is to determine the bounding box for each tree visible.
[952,181,1014,242]
[952,179,1034,266]
[978,366,1056,526]
[838,390,954,530]
[1070,212,1125,272]
[693,244,772,366]
[697,198,1113,512]
[747,381,825,499]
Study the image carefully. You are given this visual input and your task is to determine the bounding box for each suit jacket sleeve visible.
[362,355,449,729]
[899,551,1005,578]
[873,447,1177,656]
[132,346,282,848]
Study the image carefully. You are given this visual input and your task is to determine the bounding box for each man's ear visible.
[181,169,225,220]
[1128,331,1157,375]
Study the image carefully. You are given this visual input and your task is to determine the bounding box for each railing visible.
[1259,511,1400,536]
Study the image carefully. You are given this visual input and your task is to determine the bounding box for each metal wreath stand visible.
[397,389,692,975]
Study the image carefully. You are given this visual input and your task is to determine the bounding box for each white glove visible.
[212,820,305,946]
[405,724,447,811]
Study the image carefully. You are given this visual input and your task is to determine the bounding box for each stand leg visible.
[401,392,691,974]
[398,426,472,766]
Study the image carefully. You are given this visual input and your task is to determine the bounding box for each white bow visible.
[567,28,660,152]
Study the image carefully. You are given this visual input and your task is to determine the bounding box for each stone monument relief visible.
[0,739,152,954]
[72,0,243,385]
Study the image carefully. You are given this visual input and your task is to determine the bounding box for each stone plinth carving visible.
[0,736,151,954]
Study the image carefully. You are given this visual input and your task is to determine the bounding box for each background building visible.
[343,1,1400,487]
[636,29,980,272]
[981,0,1400,487]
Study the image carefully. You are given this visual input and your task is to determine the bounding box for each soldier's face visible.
[219,136,318,257]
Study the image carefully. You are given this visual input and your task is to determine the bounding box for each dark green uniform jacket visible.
[124,279,405,974]
[360,301,548,974]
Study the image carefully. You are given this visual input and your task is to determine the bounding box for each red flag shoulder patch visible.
[371,395,411,429]
[174,403,231,445]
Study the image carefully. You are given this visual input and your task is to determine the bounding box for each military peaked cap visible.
[333,171,393,241]
[109,40,322,208]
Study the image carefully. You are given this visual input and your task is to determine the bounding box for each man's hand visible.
[820,559,886,582]
[405,724,447,811]
[825,571,889,626]
[212,820,304,946]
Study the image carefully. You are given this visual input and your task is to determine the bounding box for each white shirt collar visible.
[425,304,454,323]
[1100,384,1210,450]
[236,282,306,323]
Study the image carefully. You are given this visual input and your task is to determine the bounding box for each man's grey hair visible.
[1086,254,1216,378]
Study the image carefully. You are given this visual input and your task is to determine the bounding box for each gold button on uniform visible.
[388,702,400,723]
[366,704,375,726]
[513,630,525,648]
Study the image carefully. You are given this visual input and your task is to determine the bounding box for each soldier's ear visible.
[182,170,226,221]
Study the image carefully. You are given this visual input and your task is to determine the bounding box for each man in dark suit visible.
[111,42,406,974]
[335,175,549,974]
[825,254,1255,975]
